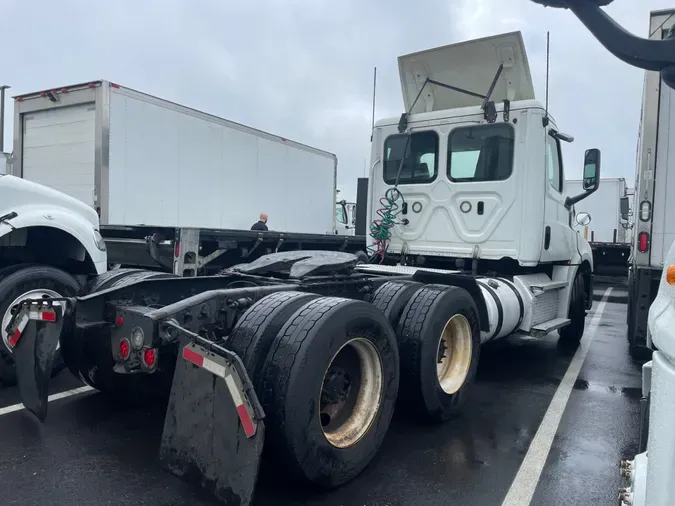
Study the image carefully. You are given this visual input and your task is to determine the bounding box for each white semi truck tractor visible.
[0,174,107,386]
[5,31,602,506]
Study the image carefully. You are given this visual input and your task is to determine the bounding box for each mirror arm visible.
[565,187,597,209]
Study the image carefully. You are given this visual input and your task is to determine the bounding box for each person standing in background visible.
[251,212,268,231]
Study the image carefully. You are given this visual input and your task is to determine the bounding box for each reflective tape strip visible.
[29,310,56,322]
[9,310,58,348]
[182,345,256,437]
[8,314,29,347]
[182,346,204,367]
[225,375,254,437]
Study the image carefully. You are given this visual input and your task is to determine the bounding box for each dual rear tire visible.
[227,281,481,488]
[228,293,399,488]
[371,282,481,423]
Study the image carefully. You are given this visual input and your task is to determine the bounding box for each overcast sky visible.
[1,0,673,202]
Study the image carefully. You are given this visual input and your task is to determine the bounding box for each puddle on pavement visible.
[574,379,641,399]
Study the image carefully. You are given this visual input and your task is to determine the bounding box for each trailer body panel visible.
[565,177,627,243]
[627,10,675,352]
[632,12,675,269]
[0,152,9,174]
[13,81,338,235]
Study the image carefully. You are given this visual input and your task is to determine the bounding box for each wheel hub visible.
[321,368,351,406]
[436,314,473,395]
[1,289,62,353]
[319,337,384,449]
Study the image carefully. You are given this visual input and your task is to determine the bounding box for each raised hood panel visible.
[398,31,535,114]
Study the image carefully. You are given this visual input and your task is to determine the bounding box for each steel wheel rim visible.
[319,337,384,449]
[1,289,63,353]
[436,314,472,395]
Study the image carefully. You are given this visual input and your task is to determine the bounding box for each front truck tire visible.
[259,296,399,488]
[0,266,81,386]
[558,273,586,346]
[397,285,481,424]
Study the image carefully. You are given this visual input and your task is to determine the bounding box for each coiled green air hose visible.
[367,135,411,263]
[368,187,406,262]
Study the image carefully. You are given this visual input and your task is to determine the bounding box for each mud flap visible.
[8,302,65,421]
[159,326,266,506]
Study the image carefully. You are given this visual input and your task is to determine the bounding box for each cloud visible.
[1,0,672,204]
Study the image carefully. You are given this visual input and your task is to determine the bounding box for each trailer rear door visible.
[22,103,96,206]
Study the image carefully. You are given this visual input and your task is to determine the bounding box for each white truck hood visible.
[0,174,99,227]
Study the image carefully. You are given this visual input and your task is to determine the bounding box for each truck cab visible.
[335,200,356,235]
[367,32,598,276]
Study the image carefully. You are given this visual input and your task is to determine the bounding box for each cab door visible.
[541,132,574,262]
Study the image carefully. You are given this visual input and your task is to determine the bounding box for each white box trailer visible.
[565,177,628,243]
[11,81,338,235]
[626,9,675,357]
[0,152,7,174]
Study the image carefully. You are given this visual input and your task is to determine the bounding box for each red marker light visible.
[119,338,130,359]
[143,348,157,368]
[115,315,124,327]
[638,232,650,253]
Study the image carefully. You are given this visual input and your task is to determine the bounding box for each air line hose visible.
[369,188,406,262]
[368,134,411,263]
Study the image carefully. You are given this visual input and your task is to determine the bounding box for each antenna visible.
[370,67,377,142]
[543,31,550,127]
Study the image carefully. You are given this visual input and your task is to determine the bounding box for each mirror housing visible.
[565,148,602,209]
[576,212,592,227]
[582,148,601,191]
[620,196,630,218]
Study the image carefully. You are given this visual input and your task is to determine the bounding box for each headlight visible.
[93,229,107,252]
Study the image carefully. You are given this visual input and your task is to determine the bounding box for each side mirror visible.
[564,148,602,209]
[576,212,592,227]
[582,148,601,191]
[620,196,630,218]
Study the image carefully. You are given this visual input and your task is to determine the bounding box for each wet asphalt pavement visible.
[0,277,643,506]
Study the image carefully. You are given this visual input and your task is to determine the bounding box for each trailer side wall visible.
[650,73,675,267]
[13,81,338,235]
[107,86,336,233]
[565,178,627,243]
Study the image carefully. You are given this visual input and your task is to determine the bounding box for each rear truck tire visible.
[397,285,481,424]
[259,296,399,488]
[370,280,423,328]
[63,269,177,404]
[227,291,321,390]
[0,266,81,386]
[78,267,148,294]
[558,273,586,346]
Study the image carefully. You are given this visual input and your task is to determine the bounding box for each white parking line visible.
[501,287,613,506]
[0,385,94,417]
